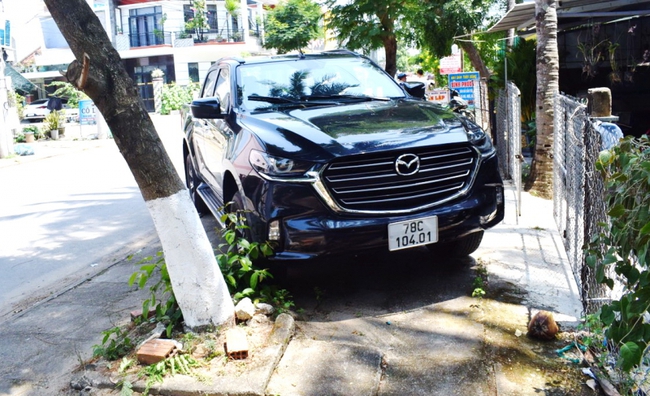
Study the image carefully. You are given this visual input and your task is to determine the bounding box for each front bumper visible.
[242,156,504,261]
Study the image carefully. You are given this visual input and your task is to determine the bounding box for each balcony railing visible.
[113,29,248,51]
[184,28,245,43]
[129,31,172,47]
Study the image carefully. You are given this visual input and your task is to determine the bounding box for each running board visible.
[196,185,226,228]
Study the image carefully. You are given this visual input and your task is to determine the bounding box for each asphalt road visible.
[0,114,184,320]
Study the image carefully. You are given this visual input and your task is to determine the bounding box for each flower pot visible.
[25,132,35,143]
[50,129,59,140]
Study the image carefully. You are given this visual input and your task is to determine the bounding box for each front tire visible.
[427,231,484,258]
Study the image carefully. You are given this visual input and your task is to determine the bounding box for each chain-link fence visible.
[553,93,609,314]
[495,82,522,216]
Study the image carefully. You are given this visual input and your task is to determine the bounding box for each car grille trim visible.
[332,170,470,195]
[324,158,473,183]
[318,145,480,213]
[339,183,464,205]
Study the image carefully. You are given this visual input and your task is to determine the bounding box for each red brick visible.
[136,339,176,365]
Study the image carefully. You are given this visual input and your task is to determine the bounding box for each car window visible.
[237,57,405,111]
[201,69,219,98]
[214,68,230,113]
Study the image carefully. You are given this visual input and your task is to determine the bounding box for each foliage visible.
[472,259,488,299]
[410,0,495,59]
[263,0,322,54]
[151,68,164,78]
[129,252,183,338]
[225,0,240,41]
[217,205,276,302]
[10,91,25,119]
[161,83,199,115]
[490,38,537,123]
[185,0,209,41]
[46,81,89,108]
[138,354,201,394]
[92,326,134,360]
[586,135,650,372]
[216,203,294,313]
[44,110,64,131]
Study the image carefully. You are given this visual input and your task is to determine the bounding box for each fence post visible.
[587,88,612,118]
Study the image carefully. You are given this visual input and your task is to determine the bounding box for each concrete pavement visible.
[0,115,587,395]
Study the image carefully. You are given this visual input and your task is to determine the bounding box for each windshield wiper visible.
[300,94,392,102]
[248,95,297,104]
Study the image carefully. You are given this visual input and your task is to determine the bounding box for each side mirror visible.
[190,98,225,119]
[402,82,426,99]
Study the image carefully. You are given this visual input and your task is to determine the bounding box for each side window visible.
[201,69,219,98]
[214,68,231,112]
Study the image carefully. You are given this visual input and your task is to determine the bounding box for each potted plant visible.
[44,110,65,140]
[22,125,39,143]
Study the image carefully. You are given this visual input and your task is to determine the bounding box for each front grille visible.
[322,144,478,212]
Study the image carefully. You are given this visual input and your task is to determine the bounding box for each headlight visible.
[468,128,496,159]
[249,149,317,180]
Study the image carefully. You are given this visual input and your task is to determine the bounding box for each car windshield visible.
[236,56,404,112]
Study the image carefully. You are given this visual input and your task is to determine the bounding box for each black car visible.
[182,50,504,261]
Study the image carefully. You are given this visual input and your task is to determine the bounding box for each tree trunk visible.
[383,35,398,78]
[458,40,490,79]
[526,0,559,199]
[378,9,397,77]
[44,0,235,328]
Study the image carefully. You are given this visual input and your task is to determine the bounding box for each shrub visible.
[161,83,199,115]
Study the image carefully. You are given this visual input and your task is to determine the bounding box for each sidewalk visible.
[0,122,585,395]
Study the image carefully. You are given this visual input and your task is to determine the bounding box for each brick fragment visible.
[225,327,249,360]
[136,339,177,365]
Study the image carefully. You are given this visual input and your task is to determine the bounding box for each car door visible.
[192,68,220,190]
[201,65,234,202]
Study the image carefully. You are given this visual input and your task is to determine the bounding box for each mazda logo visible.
[395,153,420,176]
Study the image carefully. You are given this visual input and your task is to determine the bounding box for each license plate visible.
[388,216,438,251]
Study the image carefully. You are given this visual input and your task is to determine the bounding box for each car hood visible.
[240,99,473,162]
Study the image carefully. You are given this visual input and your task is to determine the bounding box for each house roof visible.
[488,0,650,33]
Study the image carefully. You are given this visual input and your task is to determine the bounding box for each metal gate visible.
[495,82,522,216]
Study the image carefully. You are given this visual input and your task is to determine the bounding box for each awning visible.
[4,63,36,94]
[488,0,650,33]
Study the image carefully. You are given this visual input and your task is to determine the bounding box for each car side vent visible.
[322,145,478,212]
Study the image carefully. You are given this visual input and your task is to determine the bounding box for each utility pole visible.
[0,0,13,158]
[0,45,11,159]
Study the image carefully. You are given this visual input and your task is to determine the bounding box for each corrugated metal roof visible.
[488,0,650,33]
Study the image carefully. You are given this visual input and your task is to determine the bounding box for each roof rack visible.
[321,49,360,56]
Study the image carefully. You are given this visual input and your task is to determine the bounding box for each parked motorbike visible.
[448,89,475,121]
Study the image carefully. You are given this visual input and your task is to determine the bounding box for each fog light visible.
[496,187,504,205]
[268,220,281,241]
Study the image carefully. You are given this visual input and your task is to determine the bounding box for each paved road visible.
[0,114,184,320]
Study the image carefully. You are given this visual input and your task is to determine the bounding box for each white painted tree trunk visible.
[44,0,236,329]
[147,192,234,328]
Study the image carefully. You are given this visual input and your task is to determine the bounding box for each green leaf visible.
[608,204,626,218]
[601,304,615,325]
[640,221,650,236]
[250,271,259,290]
[619,342,643,371]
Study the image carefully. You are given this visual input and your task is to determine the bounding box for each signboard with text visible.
[427,88,449,104]
[439,53,461,75]
[79,100,97,125]
[447,72,480,107]
[0,21,10,46]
